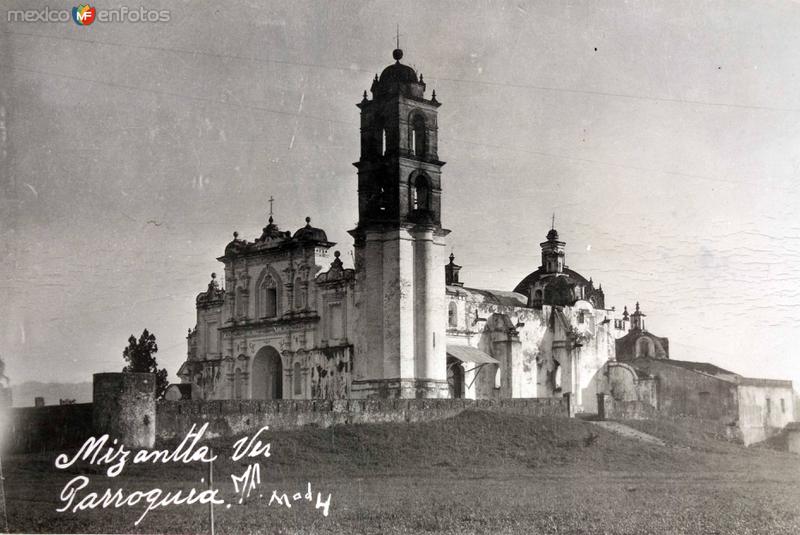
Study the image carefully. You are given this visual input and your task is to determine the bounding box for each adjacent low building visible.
[594,304,795,444]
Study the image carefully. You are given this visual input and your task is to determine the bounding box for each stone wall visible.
[5,403,93,453]
[7,392,566,452]
[156,397,568,442]
[597,394,658,420]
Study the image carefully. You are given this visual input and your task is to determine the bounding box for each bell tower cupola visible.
[354,47,444,230]
[540,225,566,275]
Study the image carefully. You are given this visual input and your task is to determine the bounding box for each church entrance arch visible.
[251,346,283,399]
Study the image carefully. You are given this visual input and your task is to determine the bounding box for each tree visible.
[122,329,168,398]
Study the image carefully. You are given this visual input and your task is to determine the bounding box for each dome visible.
[371,49,423,97]
[378,61,418,85]
[293,217,329,243]
[514,267,590,295]
[546,228,560,241]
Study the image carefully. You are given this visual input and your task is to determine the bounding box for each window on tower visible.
[411,114,426,156]
[412,173,431,211]
[381,129,387,156]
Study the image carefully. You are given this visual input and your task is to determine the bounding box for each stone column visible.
[93,372,156,448]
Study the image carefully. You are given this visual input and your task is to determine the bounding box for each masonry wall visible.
[601,397,658,420]
[6,403,93,453]
[155,397,568,442]
[597,395,744,444]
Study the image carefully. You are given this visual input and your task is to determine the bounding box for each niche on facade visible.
[548,360,562,393]
[447,356,465,399]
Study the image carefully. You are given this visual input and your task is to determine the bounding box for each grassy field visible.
[4,410,800,534]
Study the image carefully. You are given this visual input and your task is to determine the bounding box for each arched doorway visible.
[447,356,465,399]
[251,346,283,399]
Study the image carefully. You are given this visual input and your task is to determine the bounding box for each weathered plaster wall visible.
[737,380,795,445]
[310,345,352,399]
[589,362,657,410]
[630,360,739,422]
[155,397,568,442]
[445,287,617,410]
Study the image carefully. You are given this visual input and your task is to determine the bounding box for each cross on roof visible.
[268,195,275,217]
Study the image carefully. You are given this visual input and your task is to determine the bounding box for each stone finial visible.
[431,90,438,103]
[331,250,343,269]
[445,252,462,286]
[419,73,424,83]
[305,216,312,227]
[233,231,239,239]
[208,272,219,292]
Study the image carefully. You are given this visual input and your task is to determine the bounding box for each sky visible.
[1,1,799,393]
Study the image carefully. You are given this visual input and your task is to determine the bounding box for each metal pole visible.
[208,449,215,535]
[0,452,8,533]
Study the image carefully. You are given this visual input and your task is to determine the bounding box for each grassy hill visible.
[5,410,800,534]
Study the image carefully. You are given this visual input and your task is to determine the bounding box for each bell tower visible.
[349,47,449,398]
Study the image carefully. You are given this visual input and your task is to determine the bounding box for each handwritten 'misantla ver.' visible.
[53,423,332,526]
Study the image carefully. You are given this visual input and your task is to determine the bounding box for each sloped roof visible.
[455,286,528,308]
[660,359,740,378]
[447,345,499,365]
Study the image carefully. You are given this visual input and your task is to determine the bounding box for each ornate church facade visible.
[174,48,630,412]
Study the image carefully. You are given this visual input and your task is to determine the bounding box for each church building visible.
[174,47,628,412]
